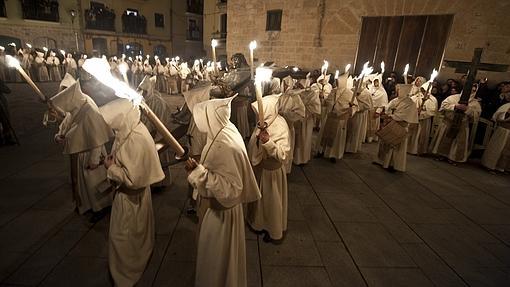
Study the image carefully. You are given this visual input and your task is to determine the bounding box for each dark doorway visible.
[355,14,453,77]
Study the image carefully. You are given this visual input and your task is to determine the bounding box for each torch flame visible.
[292,67,299,72]
[429,68,439,82]
[60,49,66,56]
[0,46,4,51]
[249,40,257,51]
[321,60,329,75]
[43,47,48,52]
[211,39,218,48]
[118,62,129,75]
[5,55,21,69]
[26,43,32,48]
[380,61,385,73]
[403,63,409,75]
[8,42,16,47]
[175,56,180,61]
[255,67,273,84]
[335,70,340,79]
[345,64,351,73]
[82,58,143,106]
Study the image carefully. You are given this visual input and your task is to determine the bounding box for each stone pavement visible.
[1,83,510,287]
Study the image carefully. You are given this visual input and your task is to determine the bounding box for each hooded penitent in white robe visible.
[278,87,305,173]
[293,88,321,165]
[167,61,179,94]
[64,55,78,79]
[138,75,173,187]
[51,79,113,214]
[375,84,419,172]
[46,52,61,81]
[34,52,50,82]
[430,93,481,163]
[317,77,358,160]
[367,75,388,143]
[155,60,168,93]
[183,82,212,157]
[247,94,291,240]
[179,62,191,93]
[481,103,510,171]
[188,97,261,287]
[100,99,165,287]
[346,87,373,153]
[311,74,332,129]
[408,82,438,155]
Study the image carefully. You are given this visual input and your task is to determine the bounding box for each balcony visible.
[85,7,116,31]
[21,0,59,22]
[122,12,147,34]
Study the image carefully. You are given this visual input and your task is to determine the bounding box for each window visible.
[21,0,59,22]
[355,15,453,77]
[125,42,143,57]
[126,9,138,16]
[187,19,202,41]
[266,10,282,31]
[220,14,227,38]
[155,13,164,28]
[92,38,108,56]
[187,0,203,14]
[0,0,6,17]
[122,9,147,34]
[85,2,116,31]
[153,45,167,58]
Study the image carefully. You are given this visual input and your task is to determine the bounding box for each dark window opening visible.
[155,13,164,28]
[0,0,6,17]
[21,0,59,22]
[266,9,282,31]
[92,37,108,56]
[187,19,202,41]
[85,2,116,31]
[187,0,203,14]
[122,9,147,34]
[220,14,227,38]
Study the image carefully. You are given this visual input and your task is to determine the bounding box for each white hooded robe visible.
[481,103,510,171]
[408,84,438,155]
[188,97,261,287]
[100,99,165,287]
[247,94,291,240]
[293,88,321,165]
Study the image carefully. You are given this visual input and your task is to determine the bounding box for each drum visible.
[376,120,407,147]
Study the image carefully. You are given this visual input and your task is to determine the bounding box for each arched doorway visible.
[153,44,167,58]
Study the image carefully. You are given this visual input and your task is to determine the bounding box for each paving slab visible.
[316,241,366,287]
[360,267,434,287]
[39,256,111,287]
[261,266,333,287]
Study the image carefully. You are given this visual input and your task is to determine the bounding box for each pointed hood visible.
[99,98,140,142]
[59,73,76,91]
[51,81,90,113]
[396,84,413,98]
[251,93,281,127]
[193,96,235,139]
[337,73,349,91]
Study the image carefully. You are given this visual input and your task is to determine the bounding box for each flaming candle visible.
[351,62,373,104]
[26,43,32,49]
[403,63,409,84]
[60,49,66,57]
[6,55,46,101]
[43,47,48,57]
[211,39,218,74]
[321,60,329,76]
[118,62,129,84]
[82,58,186,158]
[254,67,273,129]
[334,70,340,80]
[249,40,257,80]
[345,64,351,74]
[380,61,385,74]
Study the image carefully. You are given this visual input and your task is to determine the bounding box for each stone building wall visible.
[227,0,510,82]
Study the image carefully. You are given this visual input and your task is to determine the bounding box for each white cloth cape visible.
[481,103,510,171]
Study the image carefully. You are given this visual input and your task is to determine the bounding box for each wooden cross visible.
[446,48,484,138]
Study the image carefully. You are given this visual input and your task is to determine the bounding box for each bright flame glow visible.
[321,60,329,74]
[211,39,218,48]
[429,68,439,82]
[255,67,273,84]
[345,64,351,73]
[380,61,385,73]
[82,58,143,105]
[26,43,32,48]
[249,40,257,51]
[0,46,4,51]
[146,55,150,59]
[360,62,373,78]
[5,55,21,69]
[118,62,129,75]
[154,55,159,60]
[403,63,409,75]
[8,42,16,47]
[335,70,340,79]
[217,62,222,69]
[43,47,48,52]
[128,57,133,61]
[60,49,65,56]
[292,67,299,72]
[175,56,180,61]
